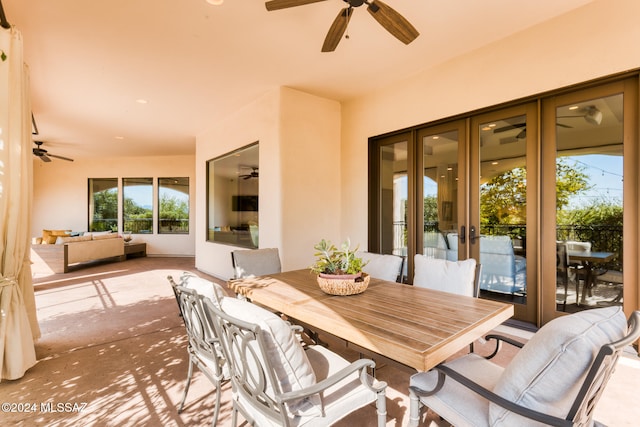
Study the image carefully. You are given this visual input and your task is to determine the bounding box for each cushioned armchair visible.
[408,306,640,427]
[423,231,449,260]
[168,275,229,425]
[231,247,281,279]
[357,251,404,282]
[479,235,526,295]
[202,296,388,426]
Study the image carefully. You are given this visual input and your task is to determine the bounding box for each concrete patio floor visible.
[1,255,638,426]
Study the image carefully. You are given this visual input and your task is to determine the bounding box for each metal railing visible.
[392,222,623,269]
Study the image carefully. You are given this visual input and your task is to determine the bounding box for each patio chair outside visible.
[408,306,640,427]
[557,242,571,311]
[201,296,388,427]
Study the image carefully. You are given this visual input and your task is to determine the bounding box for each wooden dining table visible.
[228,269,514,372]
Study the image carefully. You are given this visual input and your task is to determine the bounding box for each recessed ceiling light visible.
[136,99,148,104]
[206,0,224,4]
[115,136,124,140]
[491,161,499,165]
[482,126,492,131]
[432,136,439,140]
[488,123,496,127]
[569,105,579,110]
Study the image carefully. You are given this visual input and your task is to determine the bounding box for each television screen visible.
[232,195,258,211]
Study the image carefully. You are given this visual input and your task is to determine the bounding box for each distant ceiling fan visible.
[493,119,578,140]
[33,141,74,162]
[265,0,419,52]
[558,105,603,126]
[239,167,259,180]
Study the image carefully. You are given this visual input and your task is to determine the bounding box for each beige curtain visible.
[0,25,39,381]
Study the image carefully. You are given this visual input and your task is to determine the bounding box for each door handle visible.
[460,226,466,244]
[470,225,477,245]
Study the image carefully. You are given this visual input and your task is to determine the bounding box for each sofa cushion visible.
[92,233,120,241]
[56,235,92,244]
[220,297,322,417]
[490,306,627,425]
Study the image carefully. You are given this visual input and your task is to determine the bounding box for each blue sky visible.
[567,154,623,208]
[396,153,623,210]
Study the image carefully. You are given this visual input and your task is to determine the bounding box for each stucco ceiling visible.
[4,0,595,160]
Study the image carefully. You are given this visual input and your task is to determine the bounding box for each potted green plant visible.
[310,239,370,295]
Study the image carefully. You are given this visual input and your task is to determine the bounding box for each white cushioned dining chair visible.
[408,306,640,427]
[231,247,281,279]
[357,251,404,282]
[167,275,228,425]
[201,295,388,427]
[413,255,480,298]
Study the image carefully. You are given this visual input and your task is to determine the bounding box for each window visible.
[207,143,259,248]
[158,177,189,234]
[123,178,153,234]
[89,178,118,232]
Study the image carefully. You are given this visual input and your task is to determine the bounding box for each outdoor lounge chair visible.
[408,306,640,427]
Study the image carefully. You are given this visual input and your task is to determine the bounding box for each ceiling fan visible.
[239,167,259,180]
[265,0,419,52]
[558,105,603,126]
[493,120,576,140]
[33,141,74,162]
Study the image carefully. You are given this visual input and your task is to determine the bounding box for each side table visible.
[124,242,147,259]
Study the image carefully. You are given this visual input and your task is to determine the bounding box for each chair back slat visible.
[201,297,288,426]
[175,285,224,374]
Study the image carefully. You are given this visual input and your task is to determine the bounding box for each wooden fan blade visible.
[48,153,74,162]
[367,0,419,45]
[322,8,351,52]
[38,154,52,162]
[265,0,327,11]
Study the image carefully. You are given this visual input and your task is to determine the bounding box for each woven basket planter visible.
[316,273,370,296]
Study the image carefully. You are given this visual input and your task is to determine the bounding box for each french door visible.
[540,78,638,323]
[470,103,538,324]
[369,75,639,326]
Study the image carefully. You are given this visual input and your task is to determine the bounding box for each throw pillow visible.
[490,306,627,425]
[42,229,71,244]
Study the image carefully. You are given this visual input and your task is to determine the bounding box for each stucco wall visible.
[339,0,640,247]
[195,87,341,279]
[32,154,196,256]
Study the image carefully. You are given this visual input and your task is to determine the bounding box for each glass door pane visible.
[379,140,409,259]
[555,94,623,313]
[472,104,537,323]
[478,115,528,299]
[417,124,463,262]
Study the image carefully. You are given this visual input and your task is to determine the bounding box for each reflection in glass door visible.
[555,94,623,313]
[378,137,409,262]
[542,78,637,324]
[472,104,537,323]
[417,123,463,262]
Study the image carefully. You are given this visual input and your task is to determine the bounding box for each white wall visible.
[32,154,196,256]
[339,0,640,246]
[195,87,341,279]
